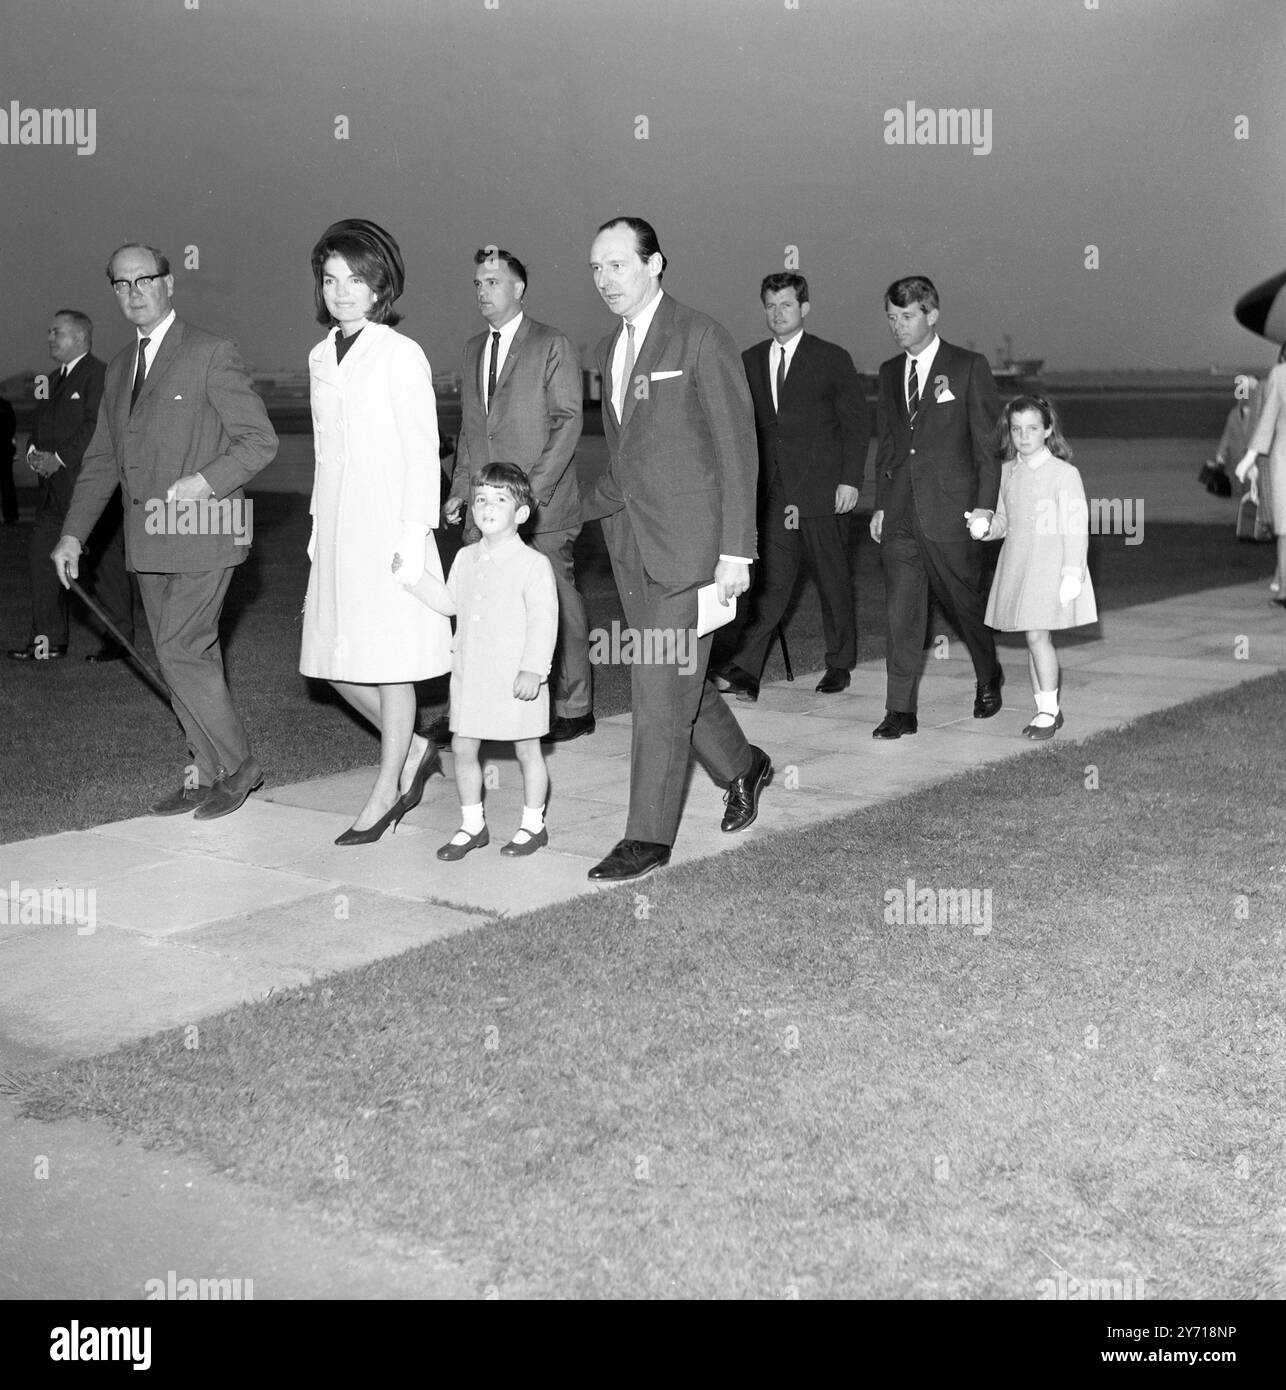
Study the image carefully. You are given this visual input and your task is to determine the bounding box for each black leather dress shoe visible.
[149,784,214,816]
[721,745,772,832]
[587,839,671,881]
[872,710,918,739]
[542,713,597,743]
[8,642,67,661]
[974,668,1005,718]
[712,662,759,703]
[815,666,851,694]
[85,642,126,663]
[193,756,264,820]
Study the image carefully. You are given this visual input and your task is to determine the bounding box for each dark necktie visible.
[906,358,919,431]
[52,366,68,398]
[775,344,787,413]
[130,338,151,413]
[486,331,500,413]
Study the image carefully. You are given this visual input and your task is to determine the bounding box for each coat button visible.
[132,497,141,506]
[909,448,917,455]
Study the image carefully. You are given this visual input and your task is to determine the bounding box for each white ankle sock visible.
[1031,689,1060,727]
[520,805,545,833]
[459,803,485,834]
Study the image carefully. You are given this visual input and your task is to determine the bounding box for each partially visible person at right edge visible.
[1235,343,1286,603]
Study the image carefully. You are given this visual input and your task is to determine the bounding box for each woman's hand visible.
[1058,572,1083,605]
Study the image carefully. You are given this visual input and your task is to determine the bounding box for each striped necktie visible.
[906,358,919,431]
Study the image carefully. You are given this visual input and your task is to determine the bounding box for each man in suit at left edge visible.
[51,243,278,818]
[8,309,139,663]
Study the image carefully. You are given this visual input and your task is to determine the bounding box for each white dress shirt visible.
[482,311,524,410]
[770,329,804,412]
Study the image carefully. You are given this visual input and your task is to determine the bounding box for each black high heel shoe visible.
[335,797,407,846]
[397,736,444,816]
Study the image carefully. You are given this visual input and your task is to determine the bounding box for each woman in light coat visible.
[301,219,451,843]
[1236,345,1286,601]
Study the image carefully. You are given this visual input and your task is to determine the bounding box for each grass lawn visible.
[11,673,1282,1299]
[0,482,1275,843]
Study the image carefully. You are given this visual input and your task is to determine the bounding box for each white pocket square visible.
[70,391,81,400]
[650,370,684,381]
[173,394,183,400]
[934,386,956,403]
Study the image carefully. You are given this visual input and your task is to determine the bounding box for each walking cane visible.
[67,577,172,702]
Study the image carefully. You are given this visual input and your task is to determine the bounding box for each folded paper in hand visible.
[696,582,736,638]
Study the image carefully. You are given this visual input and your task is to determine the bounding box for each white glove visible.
[393,522,429,586]
[1058,572,1083,606]
[306,521,316,563]
[965,510,992,540]
[1235,453,1257,485]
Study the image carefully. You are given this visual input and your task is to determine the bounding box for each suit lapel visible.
[620,296,671,431]
[493,317,530,400]
[133,318,184,415]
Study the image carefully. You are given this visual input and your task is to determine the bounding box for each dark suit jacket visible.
[29,354,106,514]
[448,315,582,533]
[64,317,277,572]
[873,337,1000,543]
[743,332,868,518]
[586,293,758,583]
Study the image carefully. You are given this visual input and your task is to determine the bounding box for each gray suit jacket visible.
[587,293,758,583]
[448,315,582,533]
[64,317,278,572]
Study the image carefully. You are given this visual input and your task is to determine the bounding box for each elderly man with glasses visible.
[51,243,277,819]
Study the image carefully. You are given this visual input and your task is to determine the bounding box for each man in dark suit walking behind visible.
[51,243,278,817]
[583,216,771,882]
[444,247,592,740]
[869,275,1002,738]
[8,309,138,663]
[713,272,868,702]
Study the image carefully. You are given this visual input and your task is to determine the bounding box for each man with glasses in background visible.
[51,243,277,819]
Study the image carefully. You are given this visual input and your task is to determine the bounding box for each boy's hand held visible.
[513,670,541,701]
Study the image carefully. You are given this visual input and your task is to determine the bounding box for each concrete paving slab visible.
[184,890,484,976]
[91,859,341,938]
[0,926,311,1058]
[94,800,356,869]
[0,830,173,888]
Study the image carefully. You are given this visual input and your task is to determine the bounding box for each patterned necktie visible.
[486,331,500,413]
[617,320,635,420]
[906,358,919,431]
[775,344,787,413]
[130,338,151,413]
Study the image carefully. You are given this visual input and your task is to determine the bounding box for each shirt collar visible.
[906,334,940,369]
[60,352,87,375]
[774,329,805,359]
[477,531,527,564]
[623,288,664,343]
[139,309,176,349]
[490,311,523,350]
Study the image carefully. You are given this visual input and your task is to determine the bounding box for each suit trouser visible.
[528,524,592,718]
[881,509,999,712]
[730,487,856,677]
[606,521,751,846]
[135,566,251,785]
[29,490,137,647]
[0,451,16,522]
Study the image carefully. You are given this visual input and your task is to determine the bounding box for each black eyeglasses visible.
[110,274,166,295]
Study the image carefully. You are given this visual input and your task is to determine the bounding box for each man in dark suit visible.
[713,272,868,702]
[444,247,592,740]
[583,216,771,882]
[8,309,138,663]
[869,275,1002,738]
[52,243,278,817]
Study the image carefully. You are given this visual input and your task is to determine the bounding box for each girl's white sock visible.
[460,803,485,833]
[1030,689,1060,727]
[520,804,545,833]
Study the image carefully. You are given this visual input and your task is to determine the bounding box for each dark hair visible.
[311,231,403,328]
[474,247,527,292]
[53,309,93,343]
[470,461,534,513]
[105,244,170,280]
[597,216,667,281]
[761,272,809,305]
[996,394,1073,462]
[884,275,939,312]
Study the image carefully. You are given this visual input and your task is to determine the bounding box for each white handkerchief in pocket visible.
[70,392,81,400]
[650,370,684,382]
[933,380,956,404]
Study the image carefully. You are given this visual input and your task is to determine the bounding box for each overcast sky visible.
[4,0,1284,382]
